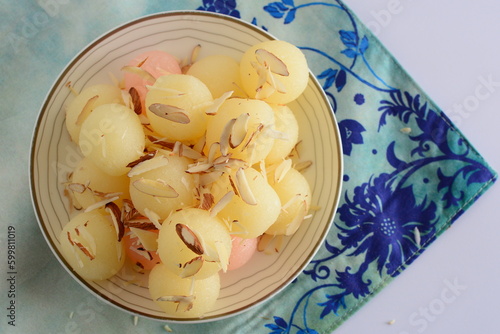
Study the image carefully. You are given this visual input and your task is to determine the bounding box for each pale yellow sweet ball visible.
[187,54,245,98]
[266,167,311,235]
[157,208,232,279]
[70,157,130,209]
[78,103,145,176]
[211,167,281,239]
[129,154,196,220]
[240,40,309,104]
[149,263,220,318]
[265,104,299,165]
[65,84,124,144]
[145,74,212,144]
[205,98,275,165]
[59,210,125,281]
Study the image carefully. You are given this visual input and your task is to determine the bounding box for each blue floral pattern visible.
[197,0,241,17]
[196,1,497,333]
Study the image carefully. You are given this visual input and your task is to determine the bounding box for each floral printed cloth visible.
[0,0,496,333]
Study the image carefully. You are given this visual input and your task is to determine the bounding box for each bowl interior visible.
[30,11,343,322]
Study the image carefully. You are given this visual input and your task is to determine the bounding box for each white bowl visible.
[30,11,343,323]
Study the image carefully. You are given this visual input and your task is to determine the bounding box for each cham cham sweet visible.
[60,40,312,318]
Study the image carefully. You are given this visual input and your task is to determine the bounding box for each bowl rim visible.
[29,10,344,323]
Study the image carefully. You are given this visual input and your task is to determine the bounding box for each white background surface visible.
[335,1,500,333]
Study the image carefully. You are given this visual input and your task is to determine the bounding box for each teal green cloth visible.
[0,1,496,333]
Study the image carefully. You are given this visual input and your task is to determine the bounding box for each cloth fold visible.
[0,1,496,333]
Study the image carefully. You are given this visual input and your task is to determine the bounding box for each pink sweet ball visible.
[227,236,258,271]
[124,50,182,114]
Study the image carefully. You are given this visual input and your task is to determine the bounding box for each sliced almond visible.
[147,135,176,150]
[129,227,158,252]
[64,188,82,211]
[136,57,149,68]
[65,81,78,96]
[148,104,190,124]
[205,90,233,115]
[207,142,220,164]
[83,196,120,213]
[212,154,231,166]
[132,178,179,198]
[281,194,302,213]
[199,170,224,186]
[257,233,274,253]
[127,151,157,168]
[128,155,169,177]
[257,233,284,254]
[181,44,202,73]
[176,224,204,255]
[255,84,275,100]
[130,245,153,261]
[414,227,421,247]
[241,123,264,152]
[179,256,204,278]
[294,160,312,173]
[274,234,285,252]
[156,295,195,312]
[201,242,220,263]
[285,200,308,235]
[400,127,412,134]
[67,182,88,194]
[74,241,95,260]
[128,87,142,115]
[105,202,125,241]
[274,159,292,183]
[69,243,85,268]
[230,220,248,235]
[190,44,202,64]
[225,158,248,170]
[180,144,204,160]
[199,192,215,211]
[210,191,234,217]
[123,200,144,223]
[234,168,257,205]
[186,162,213,174]
[75,226,97,255]
[121,199,136,221]
[289,140,303,159]
[214,242,229,272]
[92,190,122,199]
[192,133,206,154]
[125,220,157,231]
[285,200,308,236]
[121,89,133,110]
[251,60,268,93]
[121,66,156,83]
[66,231,75,246]
[230,113,250,148]
[266,67,287,93]
[171,141,182,157]
[144,208,162,230]
[255,48,289,76]
[76,95,98,125]
[140,116,152,126]
[228,174,239,196]
[220,118,236,156]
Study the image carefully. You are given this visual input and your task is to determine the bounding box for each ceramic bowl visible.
[30,11,343,323]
